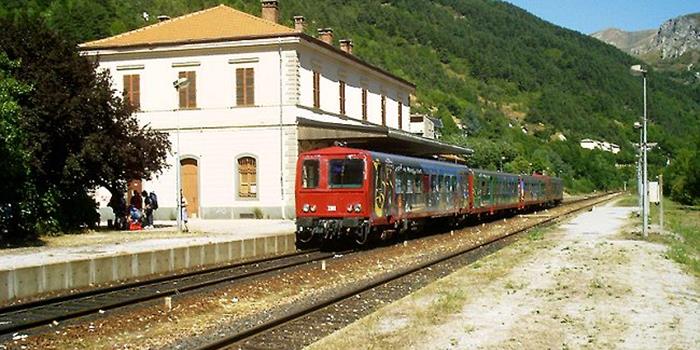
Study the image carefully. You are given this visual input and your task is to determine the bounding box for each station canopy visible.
[297,117,472,159]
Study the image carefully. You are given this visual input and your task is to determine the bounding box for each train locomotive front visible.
[295,147,373,247]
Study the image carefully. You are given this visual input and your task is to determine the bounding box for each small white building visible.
[580,138,620,154]
[409,114,443,140]
[83,2,468,220]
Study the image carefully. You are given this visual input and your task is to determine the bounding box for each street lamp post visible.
[630,64,648,237]
[634,122,642,215]
[173,77,190,232]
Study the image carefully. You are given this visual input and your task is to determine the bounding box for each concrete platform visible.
[0,220,296,303]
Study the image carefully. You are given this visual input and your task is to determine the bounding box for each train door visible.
[467,171,474,211]
[372,160,395,220]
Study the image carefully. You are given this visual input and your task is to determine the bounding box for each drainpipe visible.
[279,38,287,220]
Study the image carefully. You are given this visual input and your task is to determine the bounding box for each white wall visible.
[87,37,414,219]
[296,45,412,131]
[98,46,293,120]
[142,125,296,219]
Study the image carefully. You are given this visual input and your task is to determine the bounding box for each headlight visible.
[302,204,310,213]
[354,204,362,212]
[310,205,317,212]
[347,204,354,212]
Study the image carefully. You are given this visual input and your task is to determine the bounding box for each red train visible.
[295,146,563,247]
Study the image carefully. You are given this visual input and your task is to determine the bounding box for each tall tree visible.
[0,53,40,241]
[0,15,170,239]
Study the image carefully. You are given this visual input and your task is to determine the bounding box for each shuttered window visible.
[236,68,255,106]
[381,95,386,126]
[361,88,367,121]
[398,101,403,129]
[238,157,257,199]
[178,71,196,109]
[313,71,320,109]
[339,81,346,115]
[123,74,140,110]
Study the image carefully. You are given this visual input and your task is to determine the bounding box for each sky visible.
[504,0,700,34]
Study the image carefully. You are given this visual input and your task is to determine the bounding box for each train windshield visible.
[301,159,320,189]
[329,159,364,188]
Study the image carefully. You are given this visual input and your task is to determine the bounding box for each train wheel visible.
[355,228,370,246]
[295,231,317,250]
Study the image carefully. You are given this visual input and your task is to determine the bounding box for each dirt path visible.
[308,202,700,349]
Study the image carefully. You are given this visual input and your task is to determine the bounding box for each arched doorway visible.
[180,158,199,218]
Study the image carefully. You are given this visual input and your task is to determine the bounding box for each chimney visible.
[261,0,279,23]
[339,39,353,54]
[318,28,334,45]
[293,16,305,32]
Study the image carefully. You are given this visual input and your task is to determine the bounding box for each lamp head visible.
[173,77,190,90]
[633,122,642,129]
[630,64,647,76]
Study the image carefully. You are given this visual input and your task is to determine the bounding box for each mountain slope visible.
[591,28,656,54]
[1,0,699,195]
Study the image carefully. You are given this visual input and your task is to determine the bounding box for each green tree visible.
[0,16,171,239]
[0,52,40,241]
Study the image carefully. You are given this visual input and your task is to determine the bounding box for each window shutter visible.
[313,72,320,108]
[187,71,196,108]
[246,68,254,105]
[398,101,403,129]
[123,75,130,104]
[339,81,345,115]
[236,68,244,106]
[123,75,140,110]
[178,71,187,108]
[381,95,386,126]
[132,75,140,110]
[362,89,367,121]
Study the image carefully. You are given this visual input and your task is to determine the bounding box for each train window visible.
[406,176,413,194]
[415,175,423,194]
[396,171,403,194]
[302,159,320,189]
[329,159,364,188]
[432,175,439,192]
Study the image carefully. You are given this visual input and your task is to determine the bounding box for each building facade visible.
[83,2,467,220]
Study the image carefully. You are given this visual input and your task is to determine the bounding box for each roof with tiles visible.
[80,4,295,49]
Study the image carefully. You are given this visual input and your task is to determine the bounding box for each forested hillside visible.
[2,0,699,202]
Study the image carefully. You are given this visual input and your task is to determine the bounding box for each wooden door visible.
[126,179,142,204]
[181,158,199,218]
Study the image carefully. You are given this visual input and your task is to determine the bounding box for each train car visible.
[471,169,521,214]
[295,146,468,246]
[295,146,563,248]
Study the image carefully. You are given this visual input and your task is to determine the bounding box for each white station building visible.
[82,1,469,220]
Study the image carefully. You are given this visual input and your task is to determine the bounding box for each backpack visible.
[149,192,159,209]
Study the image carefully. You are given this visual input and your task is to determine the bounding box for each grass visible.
[616,193,640,207]
[528,228,545,241]
[657,203,700,275]
[624,194,700,275]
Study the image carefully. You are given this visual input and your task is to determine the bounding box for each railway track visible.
[192,193,618,350]
[0,249,339,339]
[0,193,614,346]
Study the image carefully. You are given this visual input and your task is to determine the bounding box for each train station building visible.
[81,1,470,220]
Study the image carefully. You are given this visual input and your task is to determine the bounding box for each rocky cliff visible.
[591,28,655,54]
[649,13,699,59]
[591,13,699,62]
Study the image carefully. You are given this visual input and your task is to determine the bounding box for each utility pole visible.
[631,64,649,238]
[173,77,190,232]
[642,71,649,238]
